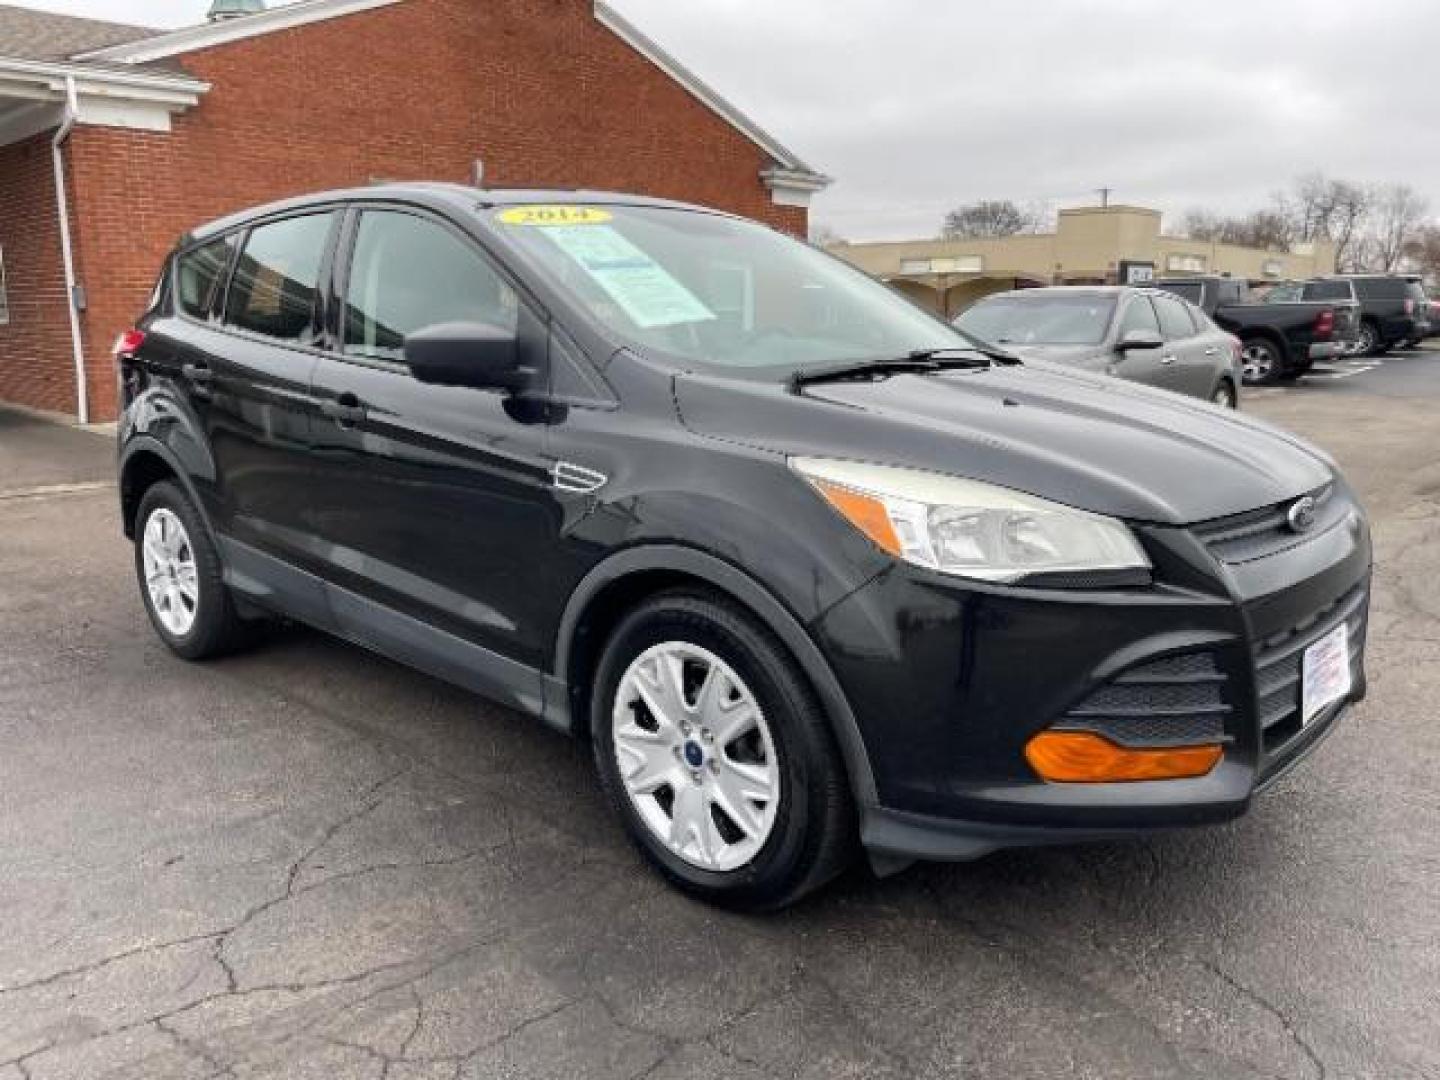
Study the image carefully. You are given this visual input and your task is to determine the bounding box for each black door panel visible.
[308,362,556,665]
[306,207,560,668]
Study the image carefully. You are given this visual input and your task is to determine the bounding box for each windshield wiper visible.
[790,346,1019,390]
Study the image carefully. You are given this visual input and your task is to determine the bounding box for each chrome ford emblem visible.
[1287,496,1318,533]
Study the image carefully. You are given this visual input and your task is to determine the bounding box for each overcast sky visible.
[24,0,1440,240]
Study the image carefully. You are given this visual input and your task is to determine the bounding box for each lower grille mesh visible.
[1056,651,1230,747]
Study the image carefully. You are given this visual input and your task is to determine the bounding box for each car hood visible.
[673,361,1333,525]
[991,343,1108,369]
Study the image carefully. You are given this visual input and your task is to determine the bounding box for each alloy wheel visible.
[1240,342,1276,383]
[611,642,780,872]
[142,507,199,637]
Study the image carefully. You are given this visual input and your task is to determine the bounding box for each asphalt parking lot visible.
[2,349,1438,1080]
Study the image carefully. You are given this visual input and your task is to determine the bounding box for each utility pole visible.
[1096,187,1112,209]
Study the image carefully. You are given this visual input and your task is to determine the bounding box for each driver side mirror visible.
[1116,329,1164,352]
[403,321,531,393]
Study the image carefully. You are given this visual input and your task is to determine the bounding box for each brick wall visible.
[0,134,81,416]
[57,0,811,420]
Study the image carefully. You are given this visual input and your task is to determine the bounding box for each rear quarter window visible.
[176,235,238,320]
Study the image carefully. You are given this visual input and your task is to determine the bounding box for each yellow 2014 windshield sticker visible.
[498,205,613,227]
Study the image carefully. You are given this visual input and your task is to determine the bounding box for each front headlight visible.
[792,457,1150,583]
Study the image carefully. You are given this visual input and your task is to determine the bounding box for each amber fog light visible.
[1025,731,1222,783]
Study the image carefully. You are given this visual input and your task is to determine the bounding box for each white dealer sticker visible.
[1301,621,1351,724]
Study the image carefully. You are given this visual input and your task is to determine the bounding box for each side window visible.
[343,211,518,361]
[1302,280,1351,302]
[224,213,336,344]
[1185,301,1211,331]
[176,235,237,320]
[1154,295,1196,340]
[1117,297,1161,338]
[1218,281,1246,305]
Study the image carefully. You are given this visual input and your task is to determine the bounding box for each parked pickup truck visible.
[1153,275,1359,385]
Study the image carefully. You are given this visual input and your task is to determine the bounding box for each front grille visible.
[1194,484,1351,564]
[1056,651,1231,747]
[1254,584,1367,756]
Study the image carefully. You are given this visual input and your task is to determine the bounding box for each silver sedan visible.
[955,286,1242,407]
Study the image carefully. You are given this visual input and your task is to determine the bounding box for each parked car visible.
[1152,275,1358,385]
[116,185,1372,909]
[1270,276,1430,355]
[953,286,1241,406]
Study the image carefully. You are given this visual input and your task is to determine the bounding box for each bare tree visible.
[1183,208,1226,241]
[1280,174,1371,270]
[1366,184,1430,272]
[1182,207,1293,250]
[1403,225,1440,281]
[940,200,1039,240]
[808,222,845,248]
[1327,181,1372,271]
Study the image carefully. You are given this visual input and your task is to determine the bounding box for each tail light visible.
[1228,334,1243,363]
[1313,309,1334,340]
[113,328,147,358]
[114,328,147,408]
[1403,298,1415,316]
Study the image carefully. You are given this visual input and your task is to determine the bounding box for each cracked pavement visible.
[1,351,1438,1080]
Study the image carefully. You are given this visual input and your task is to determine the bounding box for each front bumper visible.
[815,490,1372,863]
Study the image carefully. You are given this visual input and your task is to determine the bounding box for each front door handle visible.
[1160,354,1177,365]
[320,393,368,426]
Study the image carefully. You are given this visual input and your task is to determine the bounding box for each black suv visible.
[117,185,1372,909]
[1288,275,1431,355]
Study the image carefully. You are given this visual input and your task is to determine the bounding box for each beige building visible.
[831,205,1338,318]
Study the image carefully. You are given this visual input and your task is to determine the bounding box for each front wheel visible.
[1240,339,1282,385]
[592,591,854,910]
[1211,380,1238,408]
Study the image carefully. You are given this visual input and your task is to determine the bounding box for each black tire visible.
[591,590,854,911]
[1210,379,1238,408]
[1356,321,1382,357]
[134,481,255,660]
[1240,338,1283,386]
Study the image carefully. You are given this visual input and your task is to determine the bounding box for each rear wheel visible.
[592,591,854,910]
[134,481,254,660]
[1210,380,1238,408]
[1240,339,1282,385]
[1356,321,1381,357]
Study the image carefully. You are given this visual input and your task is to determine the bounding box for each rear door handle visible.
[1204,346,1221,356]
[320,393,368,426]
[1161,354,1177,365]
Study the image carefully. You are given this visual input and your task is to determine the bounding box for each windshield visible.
[955,294,1116,346]
[493,204,964,375]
